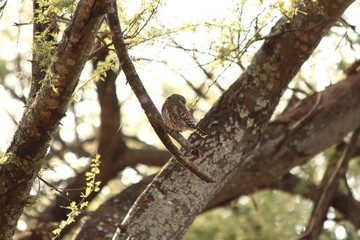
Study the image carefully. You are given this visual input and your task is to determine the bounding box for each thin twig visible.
[88,42,113,60]
[0,0,8,18]
[125,0,160,40]
[166,64,207,99]
[37,175,71,201]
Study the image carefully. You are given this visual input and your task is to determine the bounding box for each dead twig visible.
[37,175,71,201]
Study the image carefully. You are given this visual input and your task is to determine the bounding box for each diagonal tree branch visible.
[106,0,214,183]
[41,40,125,232]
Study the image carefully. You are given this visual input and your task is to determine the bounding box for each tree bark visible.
[0,0,110,239]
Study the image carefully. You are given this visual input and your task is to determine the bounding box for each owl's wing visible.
[177,105,196,130]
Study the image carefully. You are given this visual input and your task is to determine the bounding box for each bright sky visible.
[1,0,360,150]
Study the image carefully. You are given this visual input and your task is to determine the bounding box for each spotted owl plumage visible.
[161,94,207,138]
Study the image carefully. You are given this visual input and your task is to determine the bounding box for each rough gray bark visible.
[74,69,360,240]
[0,0,110,239]
[218,73,360,204]
[110,0,355,239]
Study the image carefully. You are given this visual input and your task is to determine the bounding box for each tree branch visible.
[0,0,111,238]
[299,128,360,239]
[264,172,360,228]
[106,0,215,183]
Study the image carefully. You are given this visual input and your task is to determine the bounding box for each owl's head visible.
[167,94,186,106]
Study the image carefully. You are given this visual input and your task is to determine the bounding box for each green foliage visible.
[40,70,61,94]
[0,152,34,170]
[35,0,76,20]
[33,31,58,69]
[32,0,78,78]
[271,0,309,21]
[184,191,311,240]
[91,54,116,83]
[120,0,162,46]
[0,59,9,81]
[52,0,77,15]
[73,52,116,100]
[0,152,12,164]
[51,154,101,239]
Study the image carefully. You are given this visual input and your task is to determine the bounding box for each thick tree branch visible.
[0,0,111,238]
[209,73,360,209]
[42,43,124,227]
[74,70,360,240]
[106,1,214,183]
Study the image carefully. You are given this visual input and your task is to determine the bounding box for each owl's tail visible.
[195,127,208,138]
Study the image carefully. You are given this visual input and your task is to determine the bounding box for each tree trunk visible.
[0,1,111,239]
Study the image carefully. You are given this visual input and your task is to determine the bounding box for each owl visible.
[161,94,207,138]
